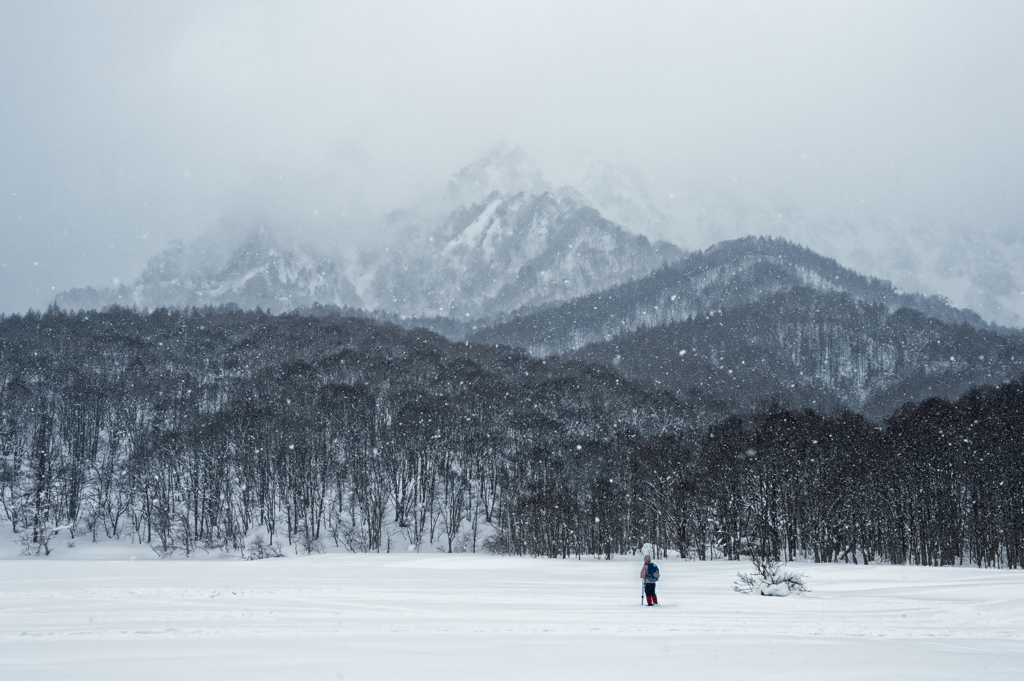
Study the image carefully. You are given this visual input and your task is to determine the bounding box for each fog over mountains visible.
[666,193,1024,331]
[54,146,1024,330]
[52,148,1024,423]
[57,149,684,319]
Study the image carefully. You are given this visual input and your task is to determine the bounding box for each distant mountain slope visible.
[470,236,997,356]
[359,191,682,318]
[565,287,1024,418]
[58,229,362,314]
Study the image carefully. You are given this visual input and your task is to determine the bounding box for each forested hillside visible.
[0,306,690,557]
[570,288,1024,418]
[463,239,1024,419]
[471,237,996,356]
[1,306,1021,567]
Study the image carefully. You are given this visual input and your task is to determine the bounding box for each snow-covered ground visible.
[2,545,1023,680]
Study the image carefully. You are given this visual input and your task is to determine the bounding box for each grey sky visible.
[2,1,1022,317]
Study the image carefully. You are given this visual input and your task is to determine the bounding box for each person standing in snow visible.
[641,554,659,606]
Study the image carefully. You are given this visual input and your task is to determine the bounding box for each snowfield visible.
[2,548,1023,680]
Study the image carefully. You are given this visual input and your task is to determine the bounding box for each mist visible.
[2,1,1023,321]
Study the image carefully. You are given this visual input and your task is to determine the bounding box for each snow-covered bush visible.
[733,553,809,596]
[297,527,325,555]
[243,534,283,560]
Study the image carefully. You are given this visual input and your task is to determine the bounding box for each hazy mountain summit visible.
[444,144,551,208]
[570,161,678,244]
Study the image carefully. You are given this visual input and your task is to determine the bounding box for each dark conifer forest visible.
[1,306,1022,567]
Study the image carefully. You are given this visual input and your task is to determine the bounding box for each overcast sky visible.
[2,1,1023,315]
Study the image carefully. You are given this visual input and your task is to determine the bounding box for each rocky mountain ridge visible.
[470,236,998,355]
[57,153,684,318]
[358,190,682,318]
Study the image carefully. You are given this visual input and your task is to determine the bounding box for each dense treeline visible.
[0,305,691,556]
[1,306,1021,567]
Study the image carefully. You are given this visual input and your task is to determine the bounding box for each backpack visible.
[646,562,659,581]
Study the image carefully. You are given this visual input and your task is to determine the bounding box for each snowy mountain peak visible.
[445,145,551,208]
[365,191,683,318]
